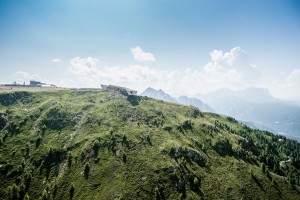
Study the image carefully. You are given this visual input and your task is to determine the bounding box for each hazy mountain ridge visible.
[176,96,214,112]
[205,87,277,104]
[196,87,300,139]
[140,87,213,112]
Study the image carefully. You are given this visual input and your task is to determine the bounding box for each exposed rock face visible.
[169,147,205,166]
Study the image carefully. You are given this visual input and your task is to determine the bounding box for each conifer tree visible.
[70,184,75,200]
[84,162,90,179]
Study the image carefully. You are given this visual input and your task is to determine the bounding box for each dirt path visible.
[279,156,291,167]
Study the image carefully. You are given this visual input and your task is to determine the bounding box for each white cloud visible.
[269,69,300,101]
[67,56,175,90]
[58,48,299,101]
[69,57,99,75]
[173,47,261,94]
[8,47,299,102]
[131,46,156,62]
[66,47,261,95]
[52,58,61,63]
[10,71,42,84]
[203,47,260,83]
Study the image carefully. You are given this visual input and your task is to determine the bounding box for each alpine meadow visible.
[0,87,300,199]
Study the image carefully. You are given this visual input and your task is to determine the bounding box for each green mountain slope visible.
[0,89,300,200]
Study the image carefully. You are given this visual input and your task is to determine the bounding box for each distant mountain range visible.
[195,87,300,140]
[140,87,213,112]
[140,87,177,103]
[141,87,300,141]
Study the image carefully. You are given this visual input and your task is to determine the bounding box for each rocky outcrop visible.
[169,147,205,166]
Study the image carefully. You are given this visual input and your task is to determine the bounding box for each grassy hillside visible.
[0,89,300,199]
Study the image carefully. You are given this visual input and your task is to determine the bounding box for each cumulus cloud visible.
[10,71,42,84]
[131,46,156,62]
[8,47,299,101]
[66,47,262,95]
[69,57,99,75]
[204,47,259,82]
[67,56,177,91]
[52,58,61,63]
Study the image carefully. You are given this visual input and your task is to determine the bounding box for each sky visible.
[0,0,300,101]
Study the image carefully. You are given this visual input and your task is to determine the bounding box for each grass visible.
[0,88,299,199]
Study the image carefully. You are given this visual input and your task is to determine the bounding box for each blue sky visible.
[0,0,300,100]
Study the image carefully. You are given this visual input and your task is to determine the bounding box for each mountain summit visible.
[140,87,177,103]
